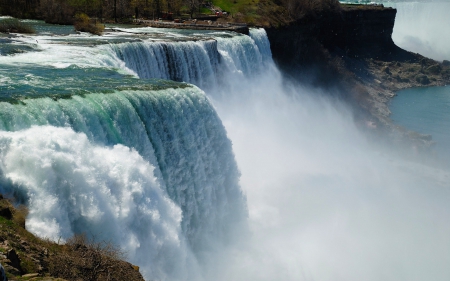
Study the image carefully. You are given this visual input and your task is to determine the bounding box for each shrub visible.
[47,233,143,281]
[12,204,28,228]
[415,74,430,85]
[74,13,105,35]
[426,64,441,75]
[0,18,35,34]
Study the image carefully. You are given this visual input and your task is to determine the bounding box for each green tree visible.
[186,0,199,18]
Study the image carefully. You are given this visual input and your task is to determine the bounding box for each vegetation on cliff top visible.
[74,13,105,35]
[0,195,144,281]
[0,0,341,27]
[0,18,35,33]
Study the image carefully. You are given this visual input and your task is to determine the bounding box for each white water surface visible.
[0,126,201,280]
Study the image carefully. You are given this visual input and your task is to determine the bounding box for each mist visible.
[384,1,450,61]
[203,38,450,281]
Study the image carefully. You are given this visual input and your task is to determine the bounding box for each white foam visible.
[0,125,200,280]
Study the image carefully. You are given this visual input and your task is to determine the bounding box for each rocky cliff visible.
[329,6,397,54]
[265,5,399,80]
[265,4,450,147]
[0,195,145,281]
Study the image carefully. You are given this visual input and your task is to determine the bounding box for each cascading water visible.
[382,0,450,167]
[0,86,248,279]
[101,29,270,87]
[0,125,195,280]
[0,44,246,279]
[107,40,221,89]
[382,0,450,61]
[1,22,450,281]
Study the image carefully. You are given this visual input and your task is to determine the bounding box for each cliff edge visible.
[0,195,145,281]
[266,4,450,146]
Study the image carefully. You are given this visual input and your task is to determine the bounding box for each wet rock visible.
[443,60,450,66]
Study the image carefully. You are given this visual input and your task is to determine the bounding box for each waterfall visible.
[4,25,450,281]
[0,125,193,280]
[105,29,271,89]
[383,1,450,61]
[0,84,246,280]
[107,40,221,89]
[0,27,273,281]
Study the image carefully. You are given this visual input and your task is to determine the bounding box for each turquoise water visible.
[0,65,188,100]
[390,86,450,164]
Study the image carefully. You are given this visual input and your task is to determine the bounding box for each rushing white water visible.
[0,126,199,280]
[1,25,450,281]
[108,40,220,89]
[0,85,245,280]
[382,0,450,61]
[104,31,269,92]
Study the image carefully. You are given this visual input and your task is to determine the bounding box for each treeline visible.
[0,0,201,23]
[279,0,341,19]
[0,0,341,28]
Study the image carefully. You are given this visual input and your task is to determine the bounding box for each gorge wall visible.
[265,4,450,147]
[265,5,398,80]
[329,6,397,54]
